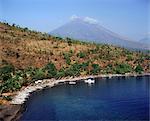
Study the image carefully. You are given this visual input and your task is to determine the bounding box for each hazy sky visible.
[0,0,149,41]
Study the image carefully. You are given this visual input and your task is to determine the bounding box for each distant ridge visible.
[139,36,150,45]
[50,17,149,50]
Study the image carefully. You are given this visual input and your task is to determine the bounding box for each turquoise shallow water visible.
[21,76,149,121]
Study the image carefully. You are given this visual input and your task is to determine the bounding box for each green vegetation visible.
[0,75,21,93]
[135,65,143,74]
[63,52,71,65]
[115,63,132,74]
[0,64,15,81]
[0,22,149,95]
[126,55,133,61]
[103,64,114,74]
[32,68,45,80]
[65,64,80,77]
[44,62,57,78]
[3,95,12,101]
[77,52,86,58]
[90,64,101,75]
[56,68,65,79]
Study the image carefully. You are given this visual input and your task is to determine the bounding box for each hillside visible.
[50,18,149,50]
[0,22,150,100]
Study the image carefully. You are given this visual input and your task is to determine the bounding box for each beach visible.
[11,73,150,105]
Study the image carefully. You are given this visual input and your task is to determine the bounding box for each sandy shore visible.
[10,73,150,105]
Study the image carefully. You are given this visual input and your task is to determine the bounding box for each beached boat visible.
[35,80,42,84]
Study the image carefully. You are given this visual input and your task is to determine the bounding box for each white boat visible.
[35,80,42,84]
[69,81,76,85]
[84,79,95,84]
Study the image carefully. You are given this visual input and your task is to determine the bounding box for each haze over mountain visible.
[50,17,149,50]
[139,36,150,45]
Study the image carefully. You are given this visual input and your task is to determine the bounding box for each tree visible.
[115,63,132,74]
[0,64,15,81]
[126,55,133,61]
[32,68,45,80]
[56,68,65,79]
[135,65,143,74]
[77,52,86,58]
[63,53,71,65]
[90,64,100,75]
[24,27,28,32]
[67,40,72,46]
[65,63,81,77]
[80,62,89,71]
[12,23,16,27]
[44,62,57,78]
[0,76,21,93]
[104,64,114,74]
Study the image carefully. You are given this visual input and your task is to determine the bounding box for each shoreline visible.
[0,73,149,121]
[11,73,150,105]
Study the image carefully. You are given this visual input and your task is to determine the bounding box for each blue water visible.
[21,76,150,121]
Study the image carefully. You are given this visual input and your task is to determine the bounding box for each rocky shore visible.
[11,73,150,105]
[0,73,150,121]
[0,104,25,121]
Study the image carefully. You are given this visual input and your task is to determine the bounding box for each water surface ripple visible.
[21,76,150,121]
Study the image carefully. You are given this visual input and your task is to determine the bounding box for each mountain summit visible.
[50,17,149,50]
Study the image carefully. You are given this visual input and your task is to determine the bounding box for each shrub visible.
[3,96,12,101]
[136,55,145,63]
[23,27,28,32]
[53,45,58,48]
[77,52,86,58]
[69,49,73,54]
[56,68,65,79]
[12,23,16,27]
[0,76,21,93]
[32,68,45,80]
[104,64,114,74]
[55,36,63,40]
[23,67,36,79]
[115,63,132,74]
[145,55,150,60]
[80,62,89,71]
[135,65,143,74]
[1,60,9,65]
[66,37,72,40]
[0,64,14,74]
[67,40,73,46]
[65,63,81,77]
[41,37,47,40]
[90,49,97,54]
[0,64,15,81]
[90,64,101,75]
[63,53,71,65]
[44,62,57,78]
[126,55,133,61]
